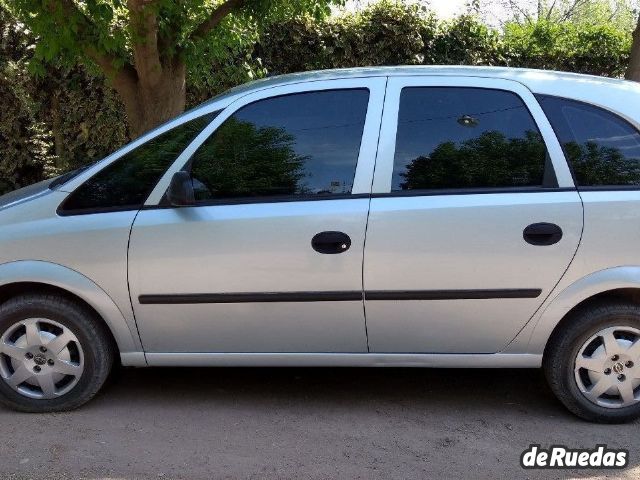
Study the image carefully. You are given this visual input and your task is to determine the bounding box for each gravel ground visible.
[0,366,638,479]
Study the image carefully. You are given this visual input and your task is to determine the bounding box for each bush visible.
[501,21,631,76]
[257,4,630,74]
[0,62,54,193]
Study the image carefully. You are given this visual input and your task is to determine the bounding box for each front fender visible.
[0,260,146,366]
[518,266,640,354]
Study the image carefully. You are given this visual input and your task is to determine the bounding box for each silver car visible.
[1,66,640,422]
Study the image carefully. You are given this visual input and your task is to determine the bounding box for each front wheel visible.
[544,301,640,423]
[0,294,114,412]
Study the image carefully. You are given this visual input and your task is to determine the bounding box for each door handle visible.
[311,231,351,254]
[523,223,563,246]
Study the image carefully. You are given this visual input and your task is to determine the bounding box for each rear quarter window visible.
[536,95,640,188]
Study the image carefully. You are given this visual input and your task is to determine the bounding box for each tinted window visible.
[392,87,554,192]
[536,95,640,187]
[62,114,215,213]
[189,89,369,202]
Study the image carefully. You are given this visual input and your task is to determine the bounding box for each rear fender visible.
[508,266,640,354]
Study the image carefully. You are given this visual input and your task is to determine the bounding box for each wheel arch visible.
[0,261,145,366]
[526,266,640,354]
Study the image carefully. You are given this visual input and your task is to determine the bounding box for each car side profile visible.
[1,66,640,422]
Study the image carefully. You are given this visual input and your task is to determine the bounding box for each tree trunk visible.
[113,59,187,139]
[627,16,640,82]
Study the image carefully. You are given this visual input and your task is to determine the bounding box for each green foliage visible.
[46,68,129,171]
[0,62,55,194]
[258,2,629,74]
[497,0,638,32]
[0,7,55,193]
[502,20,631,76]
[1,0,342,82]
[259,2,437,71]
[432,15,504,65]
[322,1,434,67]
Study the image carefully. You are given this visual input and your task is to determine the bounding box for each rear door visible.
[363,76,583,353]
[128,78,385,354]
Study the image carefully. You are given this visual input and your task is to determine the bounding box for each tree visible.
[628,15,640,81]
[492,0,638,28]
[488,0,640,81]
[2,0,341,138]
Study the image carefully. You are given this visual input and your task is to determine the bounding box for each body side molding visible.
[139,289,542,304]
[364,289,541,301]
[139,291,362,304]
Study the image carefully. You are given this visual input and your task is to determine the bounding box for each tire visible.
[544,301,640,423]
[0,294,114,412]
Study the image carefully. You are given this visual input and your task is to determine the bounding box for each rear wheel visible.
[544,301,640,423]
[0,294,114,412]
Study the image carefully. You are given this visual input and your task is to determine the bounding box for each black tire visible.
[544,301,640,424]
[0,294,114,412]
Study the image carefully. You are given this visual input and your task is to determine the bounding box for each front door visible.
[128,78,385,353]
[363,76,583,354]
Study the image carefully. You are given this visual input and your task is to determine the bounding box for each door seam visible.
[125,208,148,360]
[362,76,389,353]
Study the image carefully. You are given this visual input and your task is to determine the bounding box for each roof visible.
[223,65,633,93]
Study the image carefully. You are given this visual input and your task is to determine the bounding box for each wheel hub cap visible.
[0,318,84,399]
[33,354,46,366]
[574,326,640,409]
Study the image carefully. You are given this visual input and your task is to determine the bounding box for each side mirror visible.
[166,171,195,206]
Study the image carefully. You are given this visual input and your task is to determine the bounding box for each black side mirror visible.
[166,171,195,206]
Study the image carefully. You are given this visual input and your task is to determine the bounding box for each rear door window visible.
[391,87,556,192]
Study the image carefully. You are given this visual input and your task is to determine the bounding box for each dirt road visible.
[0,367,638,479]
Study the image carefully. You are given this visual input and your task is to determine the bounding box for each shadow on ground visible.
[0,367,638,479]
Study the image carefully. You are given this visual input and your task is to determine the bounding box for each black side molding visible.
[139,291,363,304]
[365,289,542,301]
[139,289,542,304]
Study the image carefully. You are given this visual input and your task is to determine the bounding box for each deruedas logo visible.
[521,445,628,469]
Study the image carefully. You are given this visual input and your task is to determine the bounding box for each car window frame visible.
[144,77,388,207]
[371,76,576,195]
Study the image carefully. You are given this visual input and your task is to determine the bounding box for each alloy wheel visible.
[574,326,640,409]
[0,318,84,399]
